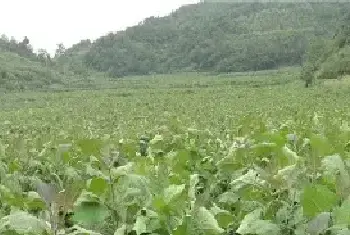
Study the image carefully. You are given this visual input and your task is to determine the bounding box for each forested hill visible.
[0,37,97,91]
[77,2,350,78]
[301,12,350,85]
[1,1,349,90]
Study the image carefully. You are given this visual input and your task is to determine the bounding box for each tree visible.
[55,43,66,58]
[10,36,16,44]
[0,34,9,50]
[80,2,349,78]
[1,34,8,42]
[37,48,50,63]
[55,43,68,75]
[300,12,350,84]
[22,36,29,46]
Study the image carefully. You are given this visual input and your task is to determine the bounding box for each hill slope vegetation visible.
[301,13,350,86]
[80,2,350,77]
[0,37,100,91]
[1,2,350,89]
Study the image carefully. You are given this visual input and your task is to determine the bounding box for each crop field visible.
[1,70,350,235]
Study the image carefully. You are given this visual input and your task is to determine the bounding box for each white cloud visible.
[0,0,199,54]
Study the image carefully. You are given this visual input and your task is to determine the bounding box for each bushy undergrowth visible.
[0,51,63,91]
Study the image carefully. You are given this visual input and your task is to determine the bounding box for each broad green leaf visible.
[301,184,338,217]
[86,164,104,177]
[27,191,42,200]
[330,225,350,235]
[114,224,127,235]
[230,169,266,190]
[61,151,71,164]
[111,162,134,178]
[193,206,224,234]
[173,214,191,235]
[0,211,51,234]
[74,190,100,205]
[322,155,350,199]
[73,202,109,226]
[309,134,333,158]
[77,138,102,156]
[73,192,109,226]
[87,177,108,196]
[150,134,163,145]
[133,216,147,235]
[216,155,244,174]
[164,184,186,204]
[273,164,300,187]
[65,166,81,180]
[210,204,227,216]
[133,210,161,235]
[334,199,350,225]
[236,209,280,235]
[216,212,234,228]
[64,225,102,235]
[218,192,239,204]
[114,174,152,208]
[26,191,46,211]
[173,149,191,172]
[322,154,346,176]
[9,159,20,173]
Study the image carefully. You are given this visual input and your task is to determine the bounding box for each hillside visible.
[0,51,63,91]
[1,2,350,90]
[301,12,350,86]
[77,2,350,78]
[0,37,104,91]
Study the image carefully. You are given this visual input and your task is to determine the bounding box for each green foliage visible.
[1,3,349,90]
[0,35,37,60]
[0,51,59,91]
[0,211,51,234]
[236,209,280,235]
[3,70,350,234]
[0,36,105,91]
[87,177,108,196]
[301,12,350,83]
[316,46,350,80]
[81,2,349,77]
[73,191,109,226]
[301,184,338,218]
[334,199,350,226]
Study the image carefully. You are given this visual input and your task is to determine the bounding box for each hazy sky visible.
[0,0,199,55]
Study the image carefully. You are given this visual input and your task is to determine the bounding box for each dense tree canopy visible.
[1,2,350,89]
[0,35,37,60]
[301,12,350,85]
[80,2,350,77]
[0,37,93,91]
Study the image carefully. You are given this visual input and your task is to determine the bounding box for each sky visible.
[0,0,199,55]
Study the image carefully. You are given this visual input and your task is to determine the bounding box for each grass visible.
[322,75,350,87]
[1,69,350,234]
